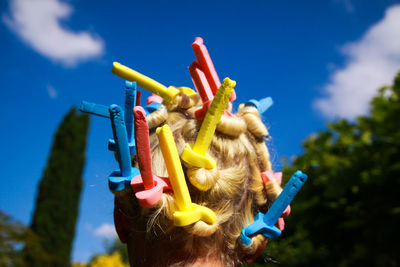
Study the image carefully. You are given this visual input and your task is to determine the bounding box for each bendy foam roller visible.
[245,97,273,115]
[108,104,140,191]
[156,124,216,227]
[112,62,181,106]
[192,37,236,101]
[79,101,110,118]
[108,81,137,154]
[189,61,232,121]
[181,78,235,169]
[79,81,138,154]
[240,170,307,246]
[130,106,171,208]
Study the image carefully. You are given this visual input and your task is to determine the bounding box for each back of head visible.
[114,94,283,266]
[81,38,301,267]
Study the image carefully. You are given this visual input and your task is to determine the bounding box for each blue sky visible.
[1,0,399,263]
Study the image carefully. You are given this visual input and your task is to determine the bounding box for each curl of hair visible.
[216,114,247,137]
[167,91,200,111]
[147,106,168,129]
[264,179,283,204]
[238,106,269,138]
[239,233,267,256]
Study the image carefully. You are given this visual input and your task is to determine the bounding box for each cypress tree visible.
[24,107,90,266]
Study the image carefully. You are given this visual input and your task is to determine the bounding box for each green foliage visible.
[86,238,129,266]
[105,238,129,264]
[0,211,50,267]
[258,73,400,266]
[23,107,90,267]
[0,211,27,266]
[87,252,128,267]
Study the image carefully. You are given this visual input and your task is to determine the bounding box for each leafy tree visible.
[85,238,129,266]
[88,252,128,267]
[0,211,25,266]
[258,73,400,266]
[0,211,50,267]
[105,238,129,264]
[0,211,28,266]
[72,251,128,267]
[23,107,90,266]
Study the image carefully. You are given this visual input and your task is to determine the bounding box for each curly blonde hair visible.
[112,93,282,266]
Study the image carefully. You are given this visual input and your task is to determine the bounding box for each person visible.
[111,91,289,266]
[108,39,289,267]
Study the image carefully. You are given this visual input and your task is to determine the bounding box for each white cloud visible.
[3,0,104,66]
[315,5,400,119]
[46,84,57,99]
[93,223,117,240]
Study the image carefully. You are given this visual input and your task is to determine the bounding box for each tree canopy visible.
[253,72,400,266]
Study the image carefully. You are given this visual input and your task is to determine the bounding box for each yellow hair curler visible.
[156,124,216,227]
[181,77,236,169]
[112,62,181,105]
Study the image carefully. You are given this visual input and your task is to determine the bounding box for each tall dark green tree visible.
[257,73,400,266]
[24,107,89,266]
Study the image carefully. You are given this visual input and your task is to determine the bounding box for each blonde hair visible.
[113,93,282,266]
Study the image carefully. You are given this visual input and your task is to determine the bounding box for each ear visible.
[114,198,130,243]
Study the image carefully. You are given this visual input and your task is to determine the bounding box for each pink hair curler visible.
[192,37,236,101]
[147,93,163,105]
[261,170,283,185]
[189,61,234,121]
[136,90,141,106]
[130,106,171,207]
[261,170,291,230]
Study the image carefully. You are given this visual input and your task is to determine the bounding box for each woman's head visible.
[112,91,283,266]
[106,37,288,266]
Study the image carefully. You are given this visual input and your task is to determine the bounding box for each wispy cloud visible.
[46,84,58,99]
[314,5,400,119]
[93,223,117,240]
[2,0,104,66]
[334,0,355,13]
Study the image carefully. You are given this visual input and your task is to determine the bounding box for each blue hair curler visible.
[108,81,137,154]
[108,104,140,191]
[240,170,307,246]
[143,102,162,115]
[79,81,138,154]
[245,97,273,115]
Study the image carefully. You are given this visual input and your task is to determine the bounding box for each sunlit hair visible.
[113,93,282,266]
